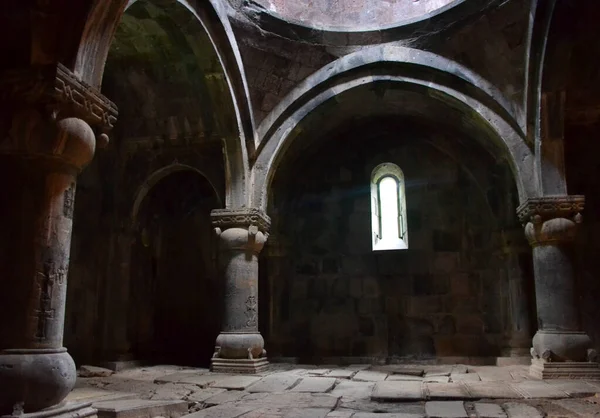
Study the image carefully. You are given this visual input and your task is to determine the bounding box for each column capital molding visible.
[0,63,118,135]
[211,208,271,234]
[517,196,585,225]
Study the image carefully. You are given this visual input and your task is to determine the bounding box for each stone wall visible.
[265,121,531,361]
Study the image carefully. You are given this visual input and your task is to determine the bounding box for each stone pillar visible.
[517,196,600,379]
[0,64,117,415]
[210,208,270,373]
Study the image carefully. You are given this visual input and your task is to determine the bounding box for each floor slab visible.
[371,381,423,401]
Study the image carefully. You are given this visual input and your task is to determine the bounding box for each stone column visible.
[517,196,599,379]
[210,208,270,373]
[0,64,117,415]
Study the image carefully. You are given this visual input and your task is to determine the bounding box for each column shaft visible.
[517,196,598,379]
[0,64,117,414]
[211,209,270,373]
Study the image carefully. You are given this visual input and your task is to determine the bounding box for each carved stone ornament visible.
[516,196,585,225]
[211,208,271,234]
[0,63,118,134]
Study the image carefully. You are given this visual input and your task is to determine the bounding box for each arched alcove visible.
[65,0,232,365]
[265,115,531,362]
[129,169,221,366]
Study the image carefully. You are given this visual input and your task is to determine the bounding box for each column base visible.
[210,357,270,374]
[0,349,77,413]
[1,402,96,418]
[530,358,600,380]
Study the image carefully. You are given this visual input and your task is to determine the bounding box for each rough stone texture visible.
[353,371,388,382]
[425,383,470,401]
[79,366,114,378]
[268,126,526,362]
[291,377,336,393]
[425,401,467,418]
[212,376,262,391]
[92,399,188,418]
[330,381,374,400]
[247,374,300,392]
[474,403,507,418]
[502,403,543,418]
[371,381,423,401]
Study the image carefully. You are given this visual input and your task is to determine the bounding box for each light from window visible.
[371,163,408,251]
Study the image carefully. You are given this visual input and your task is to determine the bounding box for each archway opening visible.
[130,169,221,367]
[66,0,232,366]
[263,84,533,362]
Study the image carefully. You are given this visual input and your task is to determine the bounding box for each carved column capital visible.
[0,63,118,171]
[517,196,584,247]
[212,208,271,254]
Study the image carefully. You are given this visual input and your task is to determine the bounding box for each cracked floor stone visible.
[68,364,600,417]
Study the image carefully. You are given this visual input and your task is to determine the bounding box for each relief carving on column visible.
[516,196,584,246]
[0,63,118,161]
[211,208,271,234]
[212,208,271,253]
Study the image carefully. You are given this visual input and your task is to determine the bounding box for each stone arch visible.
[525,0,576,196]
[74,0,254,207]
[131,163,223,227]
[251,45,536,211]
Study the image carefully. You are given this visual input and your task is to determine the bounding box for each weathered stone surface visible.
[353,413,424,418]
[93,399,188,418]
[326,369,355,379]
[462,382,521,399]
[204,390,249,406]
[510,381,568,399]
[473,403,507,418]
[282,408,332,417]
[474,367,513,382]
[247,374,300,392]
[155,373,229,388]
[330,381,374,399]
[502,402,543,418]
[151,383,197,400]
[79,365,114,378]
[212,376,262,390]
[425,401,467,418]
[545,379,599,397]
[552,399,600,415]
[371,381,423,401]
[307,369,332,376]
[243,392,340,409]
[386,375,423,382]
[450,373,480,382]
[327,411,354,418]
[353,371,388,382]
[425,383,470,400]
[66,388,136,403]
[373,366,423,376]
[291,377,336,393]
[187,388,227,402]
[423,376,449,383]
[183,405,255,418]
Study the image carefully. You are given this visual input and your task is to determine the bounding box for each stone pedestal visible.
[517,196,599,379]
[210,208,270,374]
[0,64,117,413]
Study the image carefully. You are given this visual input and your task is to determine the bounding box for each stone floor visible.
[68,363,600,417]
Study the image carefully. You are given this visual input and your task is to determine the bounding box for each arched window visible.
[371,163,408,251]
